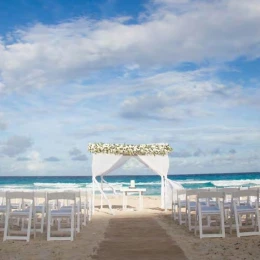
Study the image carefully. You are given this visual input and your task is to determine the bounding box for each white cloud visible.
[69,148,82,157]
[26,151,44,171]
[119,69,259,122]
[1,136,33,157]
[0,121,7,130]
[1,0,260,92]
[0,112,7,130]
[72,124,135,139]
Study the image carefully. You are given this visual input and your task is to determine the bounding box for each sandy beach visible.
[0,195,260,260]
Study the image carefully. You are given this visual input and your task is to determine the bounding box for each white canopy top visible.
[92,154,169,177]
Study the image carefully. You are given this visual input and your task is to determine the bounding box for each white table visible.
[120,187,146,211]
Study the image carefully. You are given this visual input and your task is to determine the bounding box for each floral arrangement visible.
[88,143,173,156]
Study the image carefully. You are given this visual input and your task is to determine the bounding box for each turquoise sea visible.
[0,172,259,195]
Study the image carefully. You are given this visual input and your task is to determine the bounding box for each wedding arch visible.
[88,143,177,214]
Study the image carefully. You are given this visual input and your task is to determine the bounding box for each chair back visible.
[6,191,34,200]
[249,186,260,191]
[232,189,259,199]
[6,191,34,210]
[232,189,259,203]
[0,190,6,205]
[186,189,208,197]
[218,187,240,193]
[177,189,186,200]
[47,191,76,201]
[218,187,240,202]
[34,191,47,198]
[34,190,47,206]
[197,191,225,200]
[231,189,259,210]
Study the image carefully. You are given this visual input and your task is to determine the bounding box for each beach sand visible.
[0,195,260,260]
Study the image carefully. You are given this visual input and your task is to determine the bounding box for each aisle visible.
[91,216,187,260]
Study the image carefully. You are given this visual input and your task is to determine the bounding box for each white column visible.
[100,178,103,209]
[92,178,95,215]
[164,177,167,211]
[161,176,165,209]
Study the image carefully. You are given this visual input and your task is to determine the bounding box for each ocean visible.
[0,172,260,195]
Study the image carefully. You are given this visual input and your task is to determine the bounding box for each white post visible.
[161,175,165,209]
[100,177,103,209]
[92,177,95,215]
[164,177,167,211]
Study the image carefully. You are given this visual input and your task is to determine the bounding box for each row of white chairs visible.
[0,189,92,242]
[172,187,260,238]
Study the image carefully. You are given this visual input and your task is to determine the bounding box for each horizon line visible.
[0,171,259,177]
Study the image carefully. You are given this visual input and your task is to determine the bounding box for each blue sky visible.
[0,0,260,176]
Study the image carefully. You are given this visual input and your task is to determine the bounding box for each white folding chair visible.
[80,188,92,226]
[47,191,76,241]
[0,191,6,231]
[217,188,240,225]
[34,191,47,233]
[186,189,208,231]
[249,187,260,208]
[194,191,225,238]
[4,191,35,242]
[175,190,187,225]
[58,190,81,233]
[230,189,260,237]
[0,190,5,205]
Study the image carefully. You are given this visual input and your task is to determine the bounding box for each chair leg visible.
[256,208,260,234]
[178,205,181,224]
[229,213,233,235]
[234,206,240,237]
[27,208,33,242]
[58,219,61,230]
[220,205,225,238]
[47,209,51,241]
[40,212,44,233]
[194,213,197,236]
[77,211,80,233]
[83,203,87,226]
[188,210,191,231]
[71,212,74,241]
[199,211,203,239]
[3,207,9,241]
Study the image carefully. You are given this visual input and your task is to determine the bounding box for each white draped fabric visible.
[137,155,169,177]
[92,154,169,177]
[91,153,170,211]
[92,154,125,177]
[165,179,184,209]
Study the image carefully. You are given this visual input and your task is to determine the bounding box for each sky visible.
[0,0,260,176]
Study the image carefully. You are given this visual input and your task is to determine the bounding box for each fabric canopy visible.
[91,153,170,212]
[92,154,169,177]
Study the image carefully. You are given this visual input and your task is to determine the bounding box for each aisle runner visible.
[91,216,187,260]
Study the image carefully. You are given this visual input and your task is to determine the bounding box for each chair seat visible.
[50,210,72,217]
[201,205,220,214]
[0,205,6,212]
[251,201,260,208]
[10,203,21,209]
[60,206,77,212]
[236,205,255,213]
[209,200,217,206]
[179,200,186,207]
[10,210,31,216]
[224,202,232,209]
[188,201,207,210]
[35,205,45,213]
